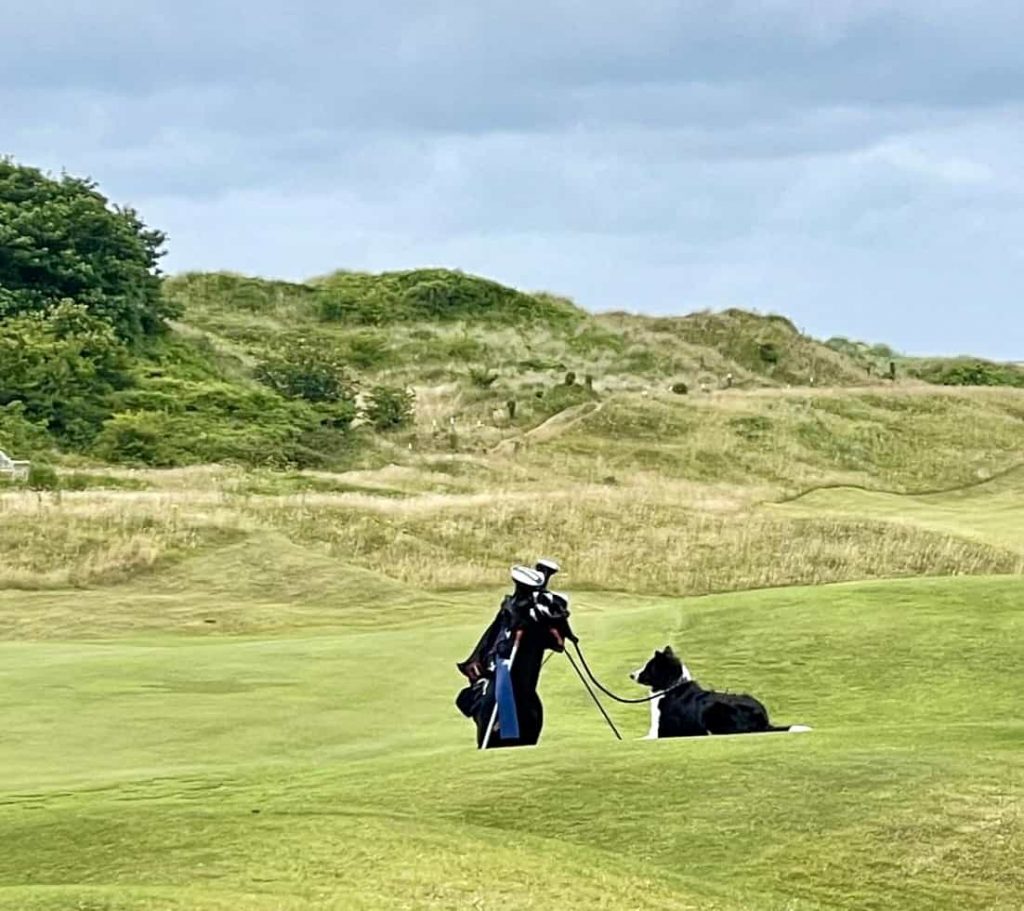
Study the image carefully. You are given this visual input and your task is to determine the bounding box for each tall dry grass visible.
[3,478,1016,597]
[3,383,1021,597]
[0,491,245,588]
[252,483,1020,595]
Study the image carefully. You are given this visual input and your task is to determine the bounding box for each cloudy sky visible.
[5,1,1023,358]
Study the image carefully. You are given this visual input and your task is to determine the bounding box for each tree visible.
[0,301,131,445]
[0,158,174,343]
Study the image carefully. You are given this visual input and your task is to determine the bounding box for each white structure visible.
[0,450,30,481]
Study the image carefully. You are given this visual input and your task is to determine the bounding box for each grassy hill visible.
[5,266,1022,475]
[602,308,871,387]
[166,270,870,394]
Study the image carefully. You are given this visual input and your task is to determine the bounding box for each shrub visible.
[311,269,584,326]
[92,412,177,466]
[671,382,689,395]
[163,272,314,318]
[0,301,131,446]
[255,336,357,407]
[342,331,393,369]
[468,366,499,388]
[566,324,625,355]
[94,377,357,468]
[729,415,773,441]
[364,385,415,431]
[538,382,597,415]
[0,402,49,457]
[27,462,59,490]
[758,342,780,365]
[911,360,1024,389]
[519,357,566,372]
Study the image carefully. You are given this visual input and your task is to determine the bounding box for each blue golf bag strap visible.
[494,655,519,739]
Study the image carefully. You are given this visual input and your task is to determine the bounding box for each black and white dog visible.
[630,647,811,739]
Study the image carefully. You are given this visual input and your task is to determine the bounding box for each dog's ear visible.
[663,645,674,657]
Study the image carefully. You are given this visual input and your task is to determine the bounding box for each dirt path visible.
[490,400,605,454]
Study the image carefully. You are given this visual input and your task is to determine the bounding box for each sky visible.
[4,1,1023,358]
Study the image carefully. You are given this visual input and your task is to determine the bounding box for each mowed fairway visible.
[1,569,1021,910]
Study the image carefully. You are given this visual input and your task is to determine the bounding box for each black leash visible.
[562,650,622,740]
[570,640,682,704]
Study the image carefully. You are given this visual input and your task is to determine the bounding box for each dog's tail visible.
[768,724,813,733]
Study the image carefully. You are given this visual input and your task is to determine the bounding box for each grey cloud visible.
[4,1,1024,358]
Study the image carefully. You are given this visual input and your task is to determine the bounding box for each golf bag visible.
[454,561,568,719]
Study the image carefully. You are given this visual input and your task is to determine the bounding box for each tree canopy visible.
[0,301,130,446]
[0,158,176,343]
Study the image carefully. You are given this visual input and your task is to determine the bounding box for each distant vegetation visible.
[906,358,1024,388]
[826,335,1024,389]
[2,158,1022,474]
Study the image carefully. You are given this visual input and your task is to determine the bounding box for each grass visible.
[774,465,1024,554]
[1,381,1022,909]
[534,386,1024,492]
[3,457,1019,598]
[156,269,915,469]
[0,575,1021,909]
[598,308,870,387]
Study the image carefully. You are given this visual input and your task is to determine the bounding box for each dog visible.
[630,646,811,739]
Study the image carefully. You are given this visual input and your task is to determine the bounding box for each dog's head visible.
[629,646,693,690]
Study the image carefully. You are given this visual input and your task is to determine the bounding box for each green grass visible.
[2,377,1023,909]
[775,465,1024,554]
[1,575,1021,910]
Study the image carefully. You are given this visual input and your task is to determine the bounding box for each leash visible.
[562,650,622,740]
[570,640,685,704]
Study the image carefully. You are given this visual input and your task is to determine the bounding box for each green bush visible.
[911,360,1024,389]
[92,412,176,465]
[27,462,59,490]
[162,273,318,333]
[519,357,566,372]
[57,472,150,492]
[537,382,597,416]
[364,386,415,431]
[0,402,49,457]
[341,331,393,369]
[312,269,584,326]
[95,375,358,468]
[468,366,499,388]
[566,324,625,355]
[92,408,343,469]
[255,336,358,408]
[0,301,131,446]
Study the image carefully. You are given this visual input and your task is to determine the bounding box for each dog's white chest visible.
[645,695,662,740]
